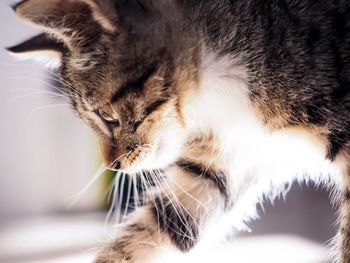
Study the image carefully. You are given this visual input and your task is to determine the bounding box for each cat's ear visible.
[11,0,117,49]
[7,33,65,69]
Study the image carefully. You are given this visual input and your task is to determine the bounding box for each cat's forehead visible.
[9,0,179,103]
[64,62,160,111]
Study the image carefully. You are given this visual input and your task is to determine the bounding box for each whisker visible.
[3,71,84,97]
[140,169,163,239]
[156,169,201,240]
[166,173,208,209]
[9,91,68,103]
[122,175,133,222]
[25,103,71,121]
[66,164,106,208]
[132,173,141,209]
[115,172,127,224]
[105,171,121,231]
[150,170,198,241]
[105,176,117,204]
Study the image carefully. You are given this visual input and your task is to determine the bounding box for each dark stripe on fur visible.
[152,196,199,252]
[131,98,168,132]
[176,159,229,202]
[111,65,157,102]
[145,98,168,116]
[327,130,348,161]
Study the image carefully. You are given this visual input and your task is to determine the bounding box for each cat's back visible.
[244,0,350,131]
[181,0,350,157]
[244,0,350,158]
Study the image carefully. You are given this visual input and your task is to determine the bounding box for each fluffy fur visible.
[8,0,350,262]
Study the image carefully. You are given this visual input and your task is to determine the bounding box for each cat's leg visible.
[338,164,350,263]
[94,162,229,263]
[339,194,350,263]
[94,206,170,263]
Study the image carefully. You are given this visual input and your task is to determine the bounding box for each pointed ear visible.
[7,33,65,69]
[12,0,117,49]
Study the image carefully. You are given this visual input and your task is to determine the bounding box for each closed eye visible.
[145,99,168,116]
[96,108,121,128]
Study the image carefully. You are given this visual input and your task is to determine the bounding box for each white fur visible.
[190,51,344,234]
[8,49,61,69]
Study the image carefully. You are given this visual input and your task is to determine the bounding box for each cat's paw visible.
[93,233,158,263]
[94,244,135,263]
[94,251,131,263]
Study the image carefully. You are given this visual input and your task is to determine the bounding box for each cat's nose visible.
[110,160,121,170]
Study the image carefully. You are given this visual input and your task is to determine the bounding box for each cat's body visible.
[8,0,350,262]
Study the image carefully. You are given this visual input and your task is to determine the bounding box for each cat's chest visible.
[184,124,338,185]
[186,53,343,184]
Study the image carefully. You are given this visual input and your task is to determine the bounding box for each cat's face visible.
[67,54,187,173]
[74,62,191,173]
[9,0,199,173]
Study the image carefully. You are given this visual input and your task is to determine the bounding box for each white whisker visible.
[105,171,121,231]
[25,103,71,120]
[66,164,106,209]
[115,173,127,224]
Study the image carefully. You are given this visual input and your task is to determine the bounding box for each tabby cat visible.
[8,0,350,262]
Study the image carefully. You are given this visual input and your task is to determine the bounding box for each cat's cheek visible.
[153,129,186,168]
[132,129,184,171]
[140,109,186,169]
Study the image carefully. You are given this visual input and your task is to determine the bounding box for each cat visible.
[7,0,350,262]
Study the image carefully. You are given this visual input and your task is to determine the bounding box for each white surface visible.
[0,214,328,263]
[28,253,95,263]
[0,215,105,263]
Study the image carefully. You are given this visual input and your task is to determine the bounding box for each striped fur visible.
[8,0,350,262]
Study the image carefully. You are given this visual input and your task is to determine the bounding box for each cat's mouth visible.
[120,146,156,173]
[103,127,185,174]
[108,137,181,174]
[107,142,162,174]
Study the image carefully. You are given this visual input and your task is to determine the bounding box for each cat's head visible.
[8,0,200,173]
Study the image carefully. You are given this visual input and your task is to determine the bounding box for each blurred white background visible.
[0,0,104,220]
[0,1,339,263]
[0,2,108,261]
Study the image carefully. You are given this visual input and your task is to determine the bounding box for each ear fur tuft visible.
[12,0,117,33]
[11,1,22,12]
[7,33,65,69]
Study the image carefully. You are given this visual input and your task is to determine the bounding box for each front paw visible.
[94,240,135,263]
[94,224,160,263]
